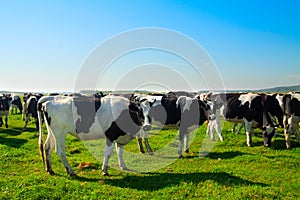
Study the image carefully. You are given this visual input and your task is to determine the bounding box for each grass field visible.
[0,113,300,199]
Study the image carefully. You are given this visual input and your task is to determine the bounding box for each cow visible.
[8,94,23,114]
[0,94,10,128]
[282,93,300,149]
[134,92,213,157]
[230,93,284,135]
[23,93,44,130]
[37,95,145,176]
[205,92,283,147]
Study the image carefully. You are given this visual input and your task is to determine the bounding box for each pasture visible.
[0,113,300,199]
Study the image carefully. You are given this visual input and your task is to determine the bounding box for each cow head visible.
[262,124,275,147]
[134,96,157,131]
[128,102,145,128]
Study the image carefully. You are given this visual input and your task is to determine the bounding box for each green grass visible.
[1,114,300,199]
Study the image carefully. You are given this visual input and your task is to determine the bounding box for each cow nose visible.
[208,114,216,121]
[142,125,151,131]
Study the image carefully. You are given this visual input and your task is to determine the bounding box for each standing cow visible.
[23,93,43,130]
[8,94,23,114]
[205,92,282,147]
[38,95,145,176]
[0,94,10,128]
[282,93,300,149]
[134,92,213,157]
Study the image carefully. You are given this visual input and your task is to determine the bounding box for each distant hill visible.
[257,84,300,93]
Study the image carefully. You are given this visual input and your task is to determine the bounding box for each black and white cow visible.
[205,92,282,147]
[23,93,44,130]
[8,94,23,114]
[135,92,212,157]
[230,93,284,135]
[282,93,300,149]
[37,95,145,176]
[0,94,10,128]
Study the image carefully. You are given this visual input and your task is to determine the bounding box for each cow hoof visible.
[48,170,55,175]
[287,146,292,150]
[22,128,26,131]
[148,152,154,156]
[178,155,183,159]
[140,150,145,154]
[70,173,77,177]
[102,172,109,176]
[185,149,189,153]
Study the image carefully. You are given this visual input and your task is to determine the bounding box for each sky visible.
[0,0,300,92]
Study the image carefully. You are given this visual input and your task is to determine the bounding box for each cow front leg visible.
[245,121,253,147]
[144,138,153,155]
[140,129,153,155]
[137,137,145,154]
[178,130,187,158]
[184,133,190,153]
[102,140,114,176]
[4,113,8,128]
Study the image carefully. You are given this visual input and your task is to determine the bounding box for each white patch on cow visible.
[176,96,193,112]
[275,94,284,109]
[291,93,300,101]
[238,93,259,108]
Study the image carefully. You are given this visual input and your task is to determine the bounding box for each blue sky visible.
[1,0,299,92]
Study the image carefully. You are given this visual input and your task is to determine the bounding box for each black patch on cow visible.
[105,104,143,143]
[27,97,38,118]
[75,96,102,133]
[44,111,51,126]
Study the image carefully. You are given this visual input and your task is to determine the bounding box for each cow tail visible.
[37,100,45,170]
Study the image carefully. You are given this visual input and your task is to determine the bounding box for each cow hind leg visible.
[102,140,114,176]
[55,134,76,176]
[115,143,127,170]
[44,132,56,175]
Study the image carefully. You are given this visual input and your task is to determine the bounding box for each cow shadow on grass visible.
[205,151,250,159]
[0,128,28,148]
[0,135,27,148]
[103,172,267,191]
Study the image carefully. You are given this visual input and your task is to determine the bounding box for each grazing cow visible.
[282,93,300,149]
[23,93,44,130]
[0,94,10,128]
[135,92,212,157]
[206,92,282,147]
[8,94,23,114]
[37,95,144,176]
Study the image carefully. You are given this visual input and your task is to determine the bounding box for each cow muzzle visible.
[142,124,151,131]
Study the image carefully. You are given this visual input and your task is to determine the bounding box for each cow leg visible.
[23,114,30,131]
[35,117,39,130]
[55,133,75,176]
[102,139,114,176]
[144,138,153,155]
[245,120,253,147]
[231,123,237,133]
[235,123,244,135]
[184,133,190,153]
[136,132,145,154]
[178,129,187,158]
[44,131,56,175]
[115,143,127,170]
[140,129,153,155]
[4,113,8,128]
[284,116,292,149]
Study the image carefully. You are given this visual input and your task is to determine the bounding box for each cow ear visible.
[176,96,186,108]
[129,103,140,112]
